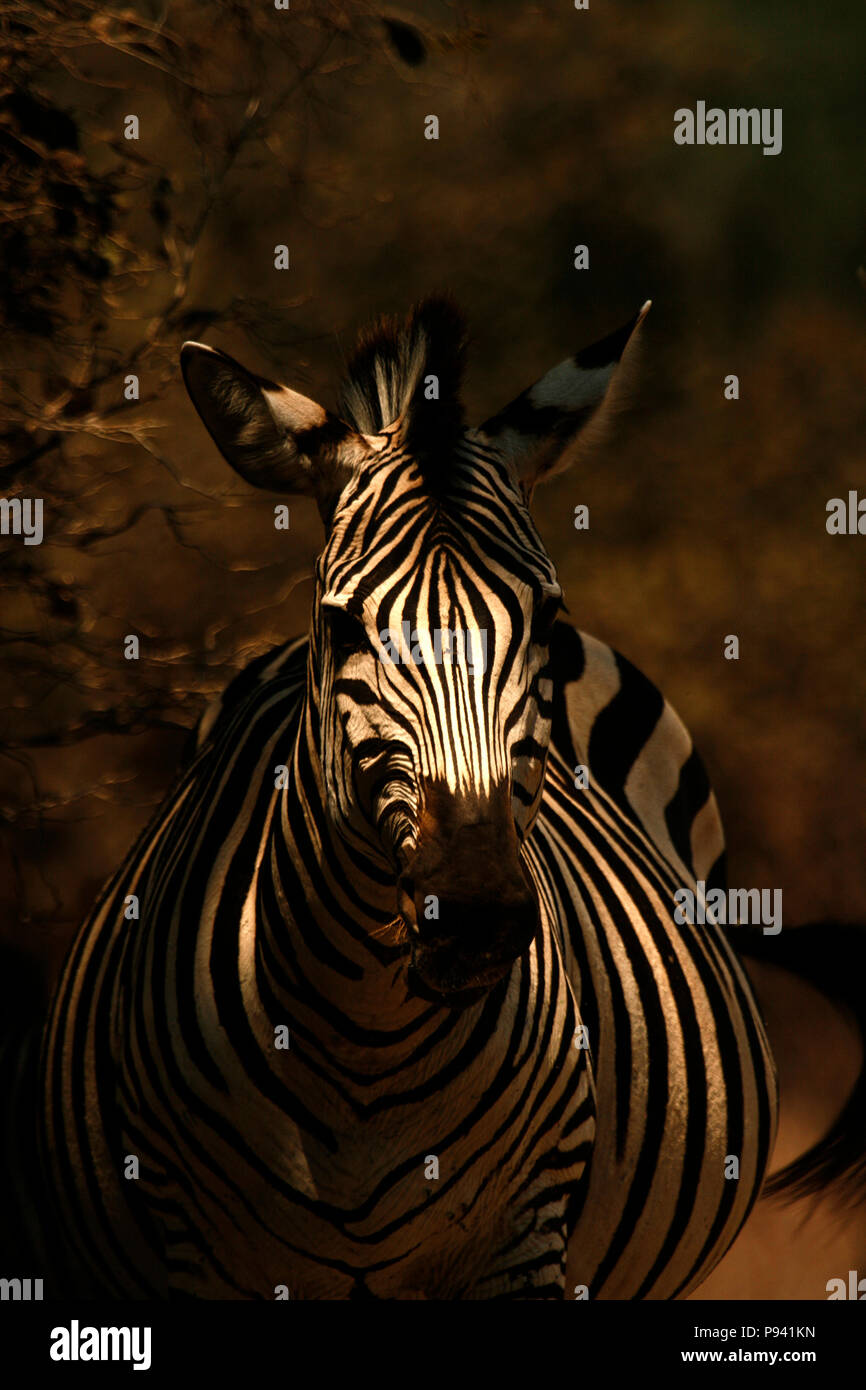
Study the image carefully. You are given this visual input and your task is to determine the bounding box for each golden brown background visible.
[2,0,865,1004]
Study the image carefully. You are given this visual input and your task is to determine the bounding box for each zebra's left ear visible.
[478,302,650,498]
[181,341,374,519]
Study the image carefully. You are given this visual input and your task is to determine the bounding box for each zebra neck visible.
[255,695,428,1043]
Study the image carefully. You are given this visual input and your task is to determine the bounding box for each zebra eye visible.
[531,595,562,648]
[325,605,368,660]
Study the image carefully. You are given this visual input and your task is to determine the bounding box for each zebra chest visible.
[118,939,596,1298]
[531,803,777,1299]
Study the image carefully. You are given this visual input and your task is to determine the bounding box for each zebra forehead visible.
[321,541,559,614]
[320,468,559,604]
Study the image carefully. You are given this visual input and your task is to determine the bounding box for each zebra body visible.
[39,298,777,1299]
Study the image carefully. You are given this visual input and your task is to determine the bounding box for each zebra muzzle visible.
[398,862,539,1005]
[395,782,540,1004]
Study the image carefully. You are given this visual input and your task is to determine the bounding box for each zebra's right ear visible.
[181,342,374,516]
[478,302,650,499]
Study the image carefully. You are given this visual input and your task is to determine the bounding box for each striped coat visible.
[39,298,777,1299]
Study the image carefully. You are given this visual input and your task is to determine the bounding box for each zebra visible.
[33,296,863,1300]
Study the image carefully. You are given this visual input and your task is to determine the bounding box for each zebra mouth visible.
[406,959,510,1009]
[406,938,519,1005]
[398,881,537,1009]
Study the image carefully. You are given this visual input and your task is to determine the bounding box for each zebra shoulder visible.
[547,621,725,888]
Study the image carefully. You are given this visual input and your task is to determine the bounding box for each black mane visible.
[339,295,468,488]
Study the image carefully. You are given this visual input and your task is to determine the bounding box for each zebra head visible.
[181,297,647,1005]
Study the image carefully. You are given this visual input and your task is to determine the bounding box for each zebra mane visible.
[338,296,468,486]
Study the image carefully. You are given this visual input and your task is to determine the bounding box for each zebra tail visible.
[730,920,866,1205]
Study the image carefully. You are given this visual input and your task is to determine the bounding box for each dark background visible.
[2,0,865,999]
